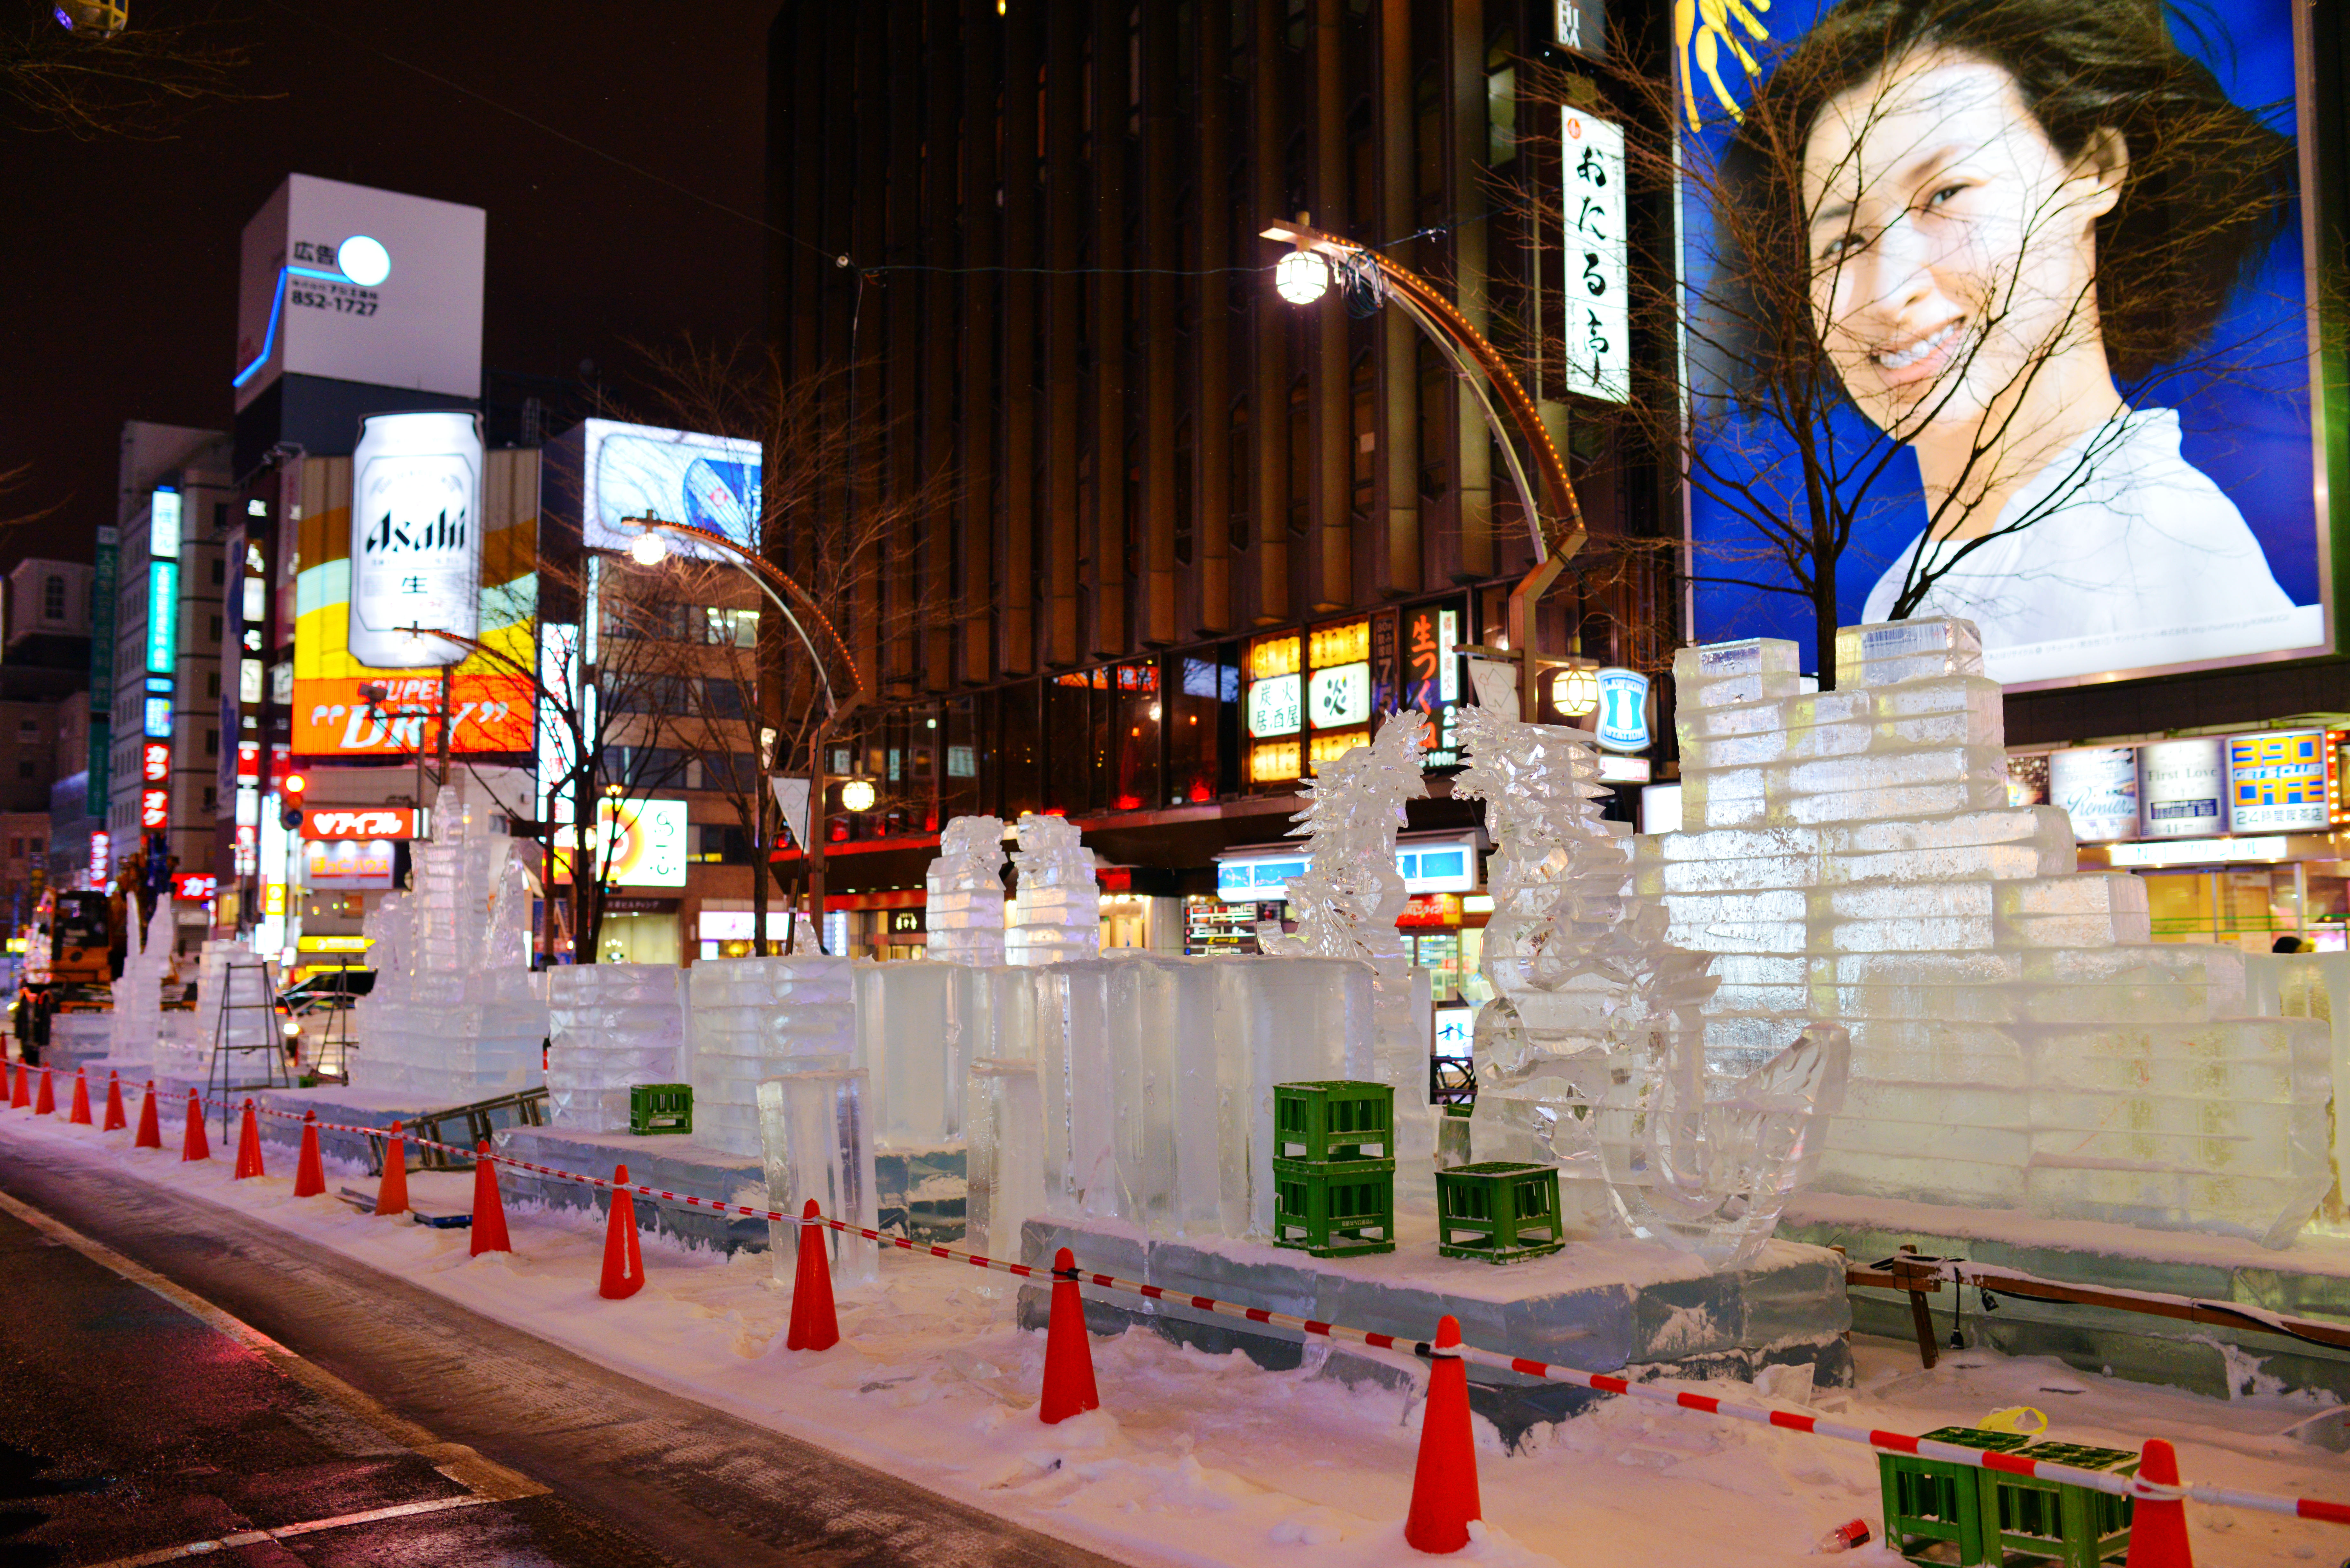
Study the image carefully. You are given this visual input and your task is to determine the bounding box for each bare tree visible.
[1509,2,2302,687]
[4,3,262,138]
[624,343,947,954]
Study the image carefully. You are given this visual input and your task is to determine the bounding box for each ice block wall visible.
[689,955,853,1157]
[1026,952,1373,1240]
[546,962,686,1131]
[758,1067,880,1286]
[1641,618,2333,1246]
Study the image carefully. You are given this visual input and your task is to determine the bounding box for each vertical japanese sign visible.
[1560,109,1628,403]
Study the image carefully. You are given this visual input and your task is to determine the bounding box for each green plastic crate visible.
[1433,1161,1565,1263]
[1979,1441,2136,1567]
[1275,1080,1394,1162]
[1271,1155,1396,1256]
[1878,1426,2034,1565]
[630,1082,693,1135]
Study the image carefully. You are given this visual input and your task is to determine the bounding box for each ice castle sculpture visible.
[1260,719,1437,1159]
[108,894,175,1067]
[1006,813,1098,965]
[348,781,549,1101]
[926,816,1008,966]
[1458,658,1848,1268]
[1643,619,2333,1247]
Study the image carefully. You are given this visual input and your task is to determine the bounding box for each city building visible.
[758,0,1674,969]
[108,423,230,926]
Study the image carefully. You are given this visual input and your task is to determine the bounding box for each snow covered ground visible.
[6,1103,2348,1567]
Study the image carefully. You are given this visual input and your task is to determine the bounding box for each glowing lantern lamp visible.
[839,778,877,814]
[1551,666,1600,718]
[1274,250,1331,305]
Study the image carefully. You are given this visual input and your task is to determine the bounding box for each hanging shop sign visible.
[1593,667,1651,751]
[2135,737,2226,840]
[1308,663,1370,730]
[2048,746,2139,843]
[1247,674,1303,738]
[302,806,427,841]
[171,873,218,902]
[304,838,396,890]
[1560,109,1629,403]
[2227,729,2328,833]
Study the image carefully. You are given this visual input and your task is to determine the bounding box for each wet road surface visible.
[0,1138,1128,1567]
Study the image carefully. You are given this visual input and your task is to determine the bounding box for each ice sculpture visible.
[926,816,1008,966]
[689,955,853,1157]
[1259,718,1437,1161]
[965,1056,1044,1259]
[545,962,685,1131]
[108,894,175,1066]
[1457,657,1847,1268]
[348,780,548,1101]
[1006,813,1098,965]
[1645,618,2333,1247]
[758,1068,879,1286]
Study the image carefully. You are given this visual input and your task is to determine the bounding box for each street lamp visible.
[617,514,865,954]
[1273,249,1331,305]
[839,776,877,815]
[1262,216,1589,720]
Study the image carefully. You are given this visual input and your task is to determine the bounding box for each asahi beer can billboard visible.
[348,411,482,669]
[2135,737,2226,840]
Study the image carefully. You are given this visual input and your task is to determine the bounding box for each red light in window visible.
[1113,794,1141,811]
[828,818,849,843]
[1187,779,1212,803]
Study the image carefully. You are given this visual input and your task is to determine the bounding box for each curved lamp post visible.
[1262,218,1588,720]
[621,518,865,952]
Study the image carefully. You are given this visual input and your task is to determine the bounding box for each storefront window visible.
[1167,653,1231,805]
[1044,674,1098,815]
[943,694,989,822]
[1000,681,1042,819]
[2142,863,2347,951]
[1111,662,1160,812]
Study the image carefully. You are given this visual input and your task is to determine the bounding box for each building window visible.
[205,729,218,756]
[16,720,34,741]
[28,838,41,858]
[42,576,64,621]
[16,761,33,780]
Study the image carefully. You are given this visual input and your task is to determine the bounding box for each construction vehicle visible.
[15,890,116,1055]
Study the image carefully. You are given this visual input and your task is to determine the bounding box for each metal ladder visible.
[206,961,289,1142]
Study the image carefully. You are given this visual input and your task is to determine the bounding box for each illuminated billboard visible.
[1679,0,2328,689]
[348,411,481,668]
[551,418,761,560]
[290,445,534,760]
[552,798,688,887]
[233,174,485,412]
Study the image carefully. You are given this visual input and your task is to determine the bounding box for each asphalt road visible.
[0,1137,1128,1568]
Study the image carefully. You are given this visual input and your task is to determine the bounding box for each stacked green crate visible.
[1271,1081,1395,1256]
[1877,1429,2137,1566]
[1432,1161,1566,1262]
[629,1082,693,1135]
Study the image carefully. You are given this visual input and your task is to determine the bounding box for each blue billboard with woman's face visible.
[1680,0,2328,687]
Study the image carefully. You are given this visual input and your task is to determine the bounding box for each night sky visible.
[0,0,776,570]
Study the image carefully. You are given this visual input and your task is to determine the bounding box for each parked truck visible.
[14,889,115,1056]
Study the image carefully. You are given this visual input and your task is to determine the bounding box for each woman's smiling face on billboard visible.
[1801,51,2126,439]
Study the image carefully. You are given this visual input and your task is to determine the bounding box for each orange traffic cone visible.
[2125,1438,2193,1566]
[783,1199,839,1351]
[101,1072,125,1132]
[232,1100,265,1179]
[10,1060,26,1108]
[599,1164,645,1299]
[1038,1246,1100,1424]
[1403,1315,1482,1555]
[292,1110,325,1197]
[33,1067,53,1116]
[374,1122,409,1217]
[181,1090,209,1161]
[468,1141,511,1255]
[133,1081,161,1149]
[67,1068,90,1125]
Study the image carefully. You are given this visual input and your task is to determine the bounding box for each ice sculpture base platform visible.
[34,1015,118,1075]
[1785,1192,2350,1406]
[1018,1212,1853,1445]
[492,1125,969,1255]
[244,1086,489,1169]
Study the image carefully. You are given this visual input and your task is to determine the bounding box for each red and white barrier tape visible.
[13,1066,2350,1527]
